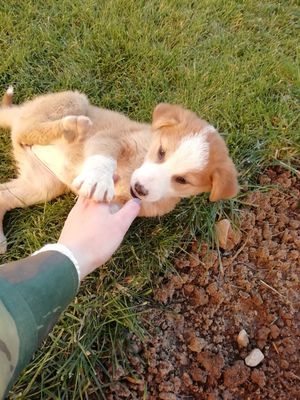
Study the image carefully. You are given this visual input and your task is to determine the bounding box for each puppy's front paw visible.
[73,172,115,201]
[62,115,92,142]
[72,155,116,202]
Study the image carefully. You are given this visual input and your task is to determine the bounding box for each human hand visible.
[58,197,141,279]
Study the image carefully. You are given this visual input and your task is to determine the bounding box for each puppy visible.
[0,88,238,253]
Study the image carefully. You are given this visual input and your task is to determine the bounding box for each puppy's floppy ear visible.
[152,103,181,130]
[209,160,239,202]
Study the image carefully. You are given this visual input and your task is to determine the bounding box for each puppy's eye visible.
[158,146,166,161]
[175,176,188,184]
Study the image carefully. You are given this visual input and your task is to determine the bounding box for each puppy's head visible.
[130,103,238,203]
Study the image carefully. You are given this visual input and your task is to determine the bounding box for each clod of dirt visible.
[237,329,249,347]
[188,336,207,353]
[245,348,265,367]
[223,360,250,388]
[215,218,241,250]
[251,369,266,387]
[270,324,280,339]
[197,351,224,384]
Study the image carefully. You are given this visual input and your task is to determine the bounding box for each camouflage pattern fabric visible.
[0,251,78,399]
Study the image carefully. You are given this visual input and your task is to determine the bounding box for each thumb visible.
[115,199,141,231]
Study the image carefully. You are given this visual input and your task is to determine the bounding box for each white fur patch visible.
[131,129,211,202]
[198,125,216,136]
[6,85,14,95]
[72,155,116,202]
[166,131,210,173]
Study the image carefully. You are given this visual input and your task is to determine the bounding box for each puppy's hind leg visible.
[14,115,93,146]
[0,106,20,130]
[0,176,66,254]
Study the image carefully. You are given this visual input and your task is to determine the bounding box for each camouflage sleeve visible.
[0,251,79,398]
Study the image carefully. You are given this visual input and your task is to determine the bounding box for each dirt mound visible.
[107,167,300,399]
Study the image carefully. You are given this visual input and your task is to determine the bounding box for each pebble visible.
[237,329,249,347]
[245,348,264,367]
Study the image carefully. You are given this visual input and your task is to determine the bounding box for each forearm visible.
[0,251,79,398]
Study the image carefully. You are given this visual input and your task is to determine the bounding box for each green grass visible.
[0,0,299,398]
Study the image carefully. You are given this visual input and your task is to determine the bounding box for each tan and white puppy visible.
[0,89,238,253]
[131,104,237,204]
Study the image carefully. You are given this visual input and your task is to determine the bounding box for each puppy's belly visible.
[31,144,68,184]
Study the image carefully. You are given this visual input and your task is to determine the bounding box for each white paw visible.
[72,155,116,202]
[62,115,93,142]
[0,235,7,254]
[73,171,115,201]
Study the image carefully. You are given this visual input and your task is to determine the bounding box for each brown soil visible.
[107,167,300,399]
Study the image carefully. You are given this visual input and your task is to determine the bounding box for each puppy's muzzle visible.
[131,182,149,198]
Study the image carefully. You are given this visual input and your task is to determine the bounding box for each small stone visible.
[215,219,241,250]
[245,348,264,367]
[237,329,249,347]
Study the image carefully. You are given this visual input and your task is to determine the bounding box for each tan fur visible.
[0,90,238,253]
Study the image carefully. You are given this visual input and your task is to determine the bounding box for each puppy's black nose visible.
[134,182,148,197]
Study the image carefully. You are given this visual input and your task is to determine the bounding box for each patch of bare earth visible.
[107,167,300,399]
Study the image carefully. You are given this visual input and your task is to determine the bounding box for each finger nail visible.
[132,198,141,205]
[109,203,121,214]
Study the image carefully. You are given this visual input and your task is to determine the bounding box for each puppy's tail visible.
[0,86,18,129]
[2,85,14,107]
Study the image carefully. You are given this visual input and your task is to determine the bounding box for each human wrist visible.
[33,243,82,281]
[57,239,102,280]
